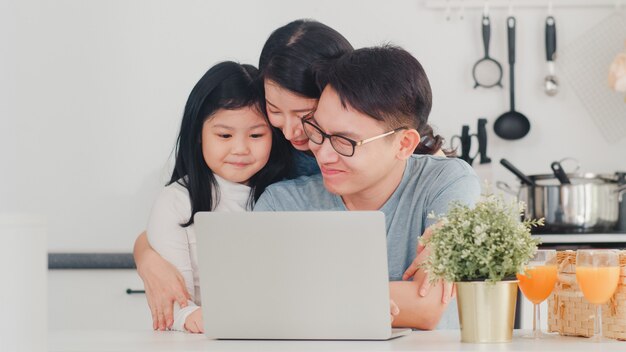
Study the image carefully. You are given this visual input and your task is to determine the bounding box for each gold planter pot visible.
[456,280,518,343]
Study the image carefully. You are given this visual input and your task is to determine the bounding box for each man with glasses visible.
[301,112,408,157]
[255,45,481,330]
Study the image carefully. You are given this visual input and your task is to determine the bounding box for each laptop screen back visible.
[195,211,392,340]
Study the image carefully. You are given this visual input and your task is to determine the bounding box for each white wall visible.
[1,0,625,251]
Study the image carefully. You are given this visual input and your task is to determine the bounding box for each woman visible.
[259,19,354,176]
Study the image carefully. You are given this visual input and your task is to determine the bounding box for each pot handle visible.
[496,181,518,196]
[616,184,626,202]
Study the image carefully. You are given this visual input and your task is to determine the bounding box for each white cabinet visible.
[48,270,152,330]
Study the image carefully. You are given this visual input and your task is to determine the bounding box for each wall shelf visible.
[425,0,624,10]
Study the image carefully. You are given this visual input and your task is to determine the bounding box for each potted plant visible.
[421,191,542,343]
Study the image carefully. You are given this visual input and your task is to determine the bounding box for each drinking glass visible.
[575,249,620,342]
[517,249,558,338]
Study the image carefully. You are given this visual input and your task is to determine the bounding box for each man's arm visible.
[390,268,449,330]
[253,188,276,211]
[401,166,481,304]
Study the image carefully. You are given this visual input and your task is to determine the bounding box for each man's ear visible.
[396,129,420,160]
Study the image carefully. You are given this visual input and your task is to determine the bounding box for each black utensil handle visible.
[551,161,571,184]
[507,16,516,111]
[460,125,473,164]
[617,172,626,185]
[509,64,516,111]
[450,135,460,150]
[477,118,492,164]
[507,17,516,65]
[126,288,146,295]
[545,16,556,61]
[482,15,491,57]
[500,159,534,186]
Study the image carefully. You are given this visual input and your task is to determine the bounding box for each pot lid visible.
[527,172,618,186]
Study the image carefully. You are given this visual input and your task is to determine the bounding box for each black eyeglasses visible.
[301,114,408,157]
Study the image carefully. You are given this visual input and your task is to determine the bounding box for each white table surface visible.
[48,329,626,352]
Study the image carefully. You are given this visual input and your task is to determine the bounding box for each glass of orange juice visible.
[517,249,558,338]
[575,249,620,342]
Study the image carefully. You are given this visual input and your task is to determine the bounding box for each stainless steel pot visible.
[498,173,626,233]
[618,172,626,231]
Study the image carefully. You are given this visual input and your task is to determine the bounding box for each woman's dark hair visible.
[259,19,354,99]
[169,61,291,227]
[315,44,453,156]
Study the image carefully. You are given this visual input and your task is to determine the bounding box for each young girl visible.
[146,61,289,333]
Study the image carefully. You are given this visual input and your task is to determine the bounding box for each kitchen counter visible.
[47,232,626,270]
[534,233,626,244]
[48,253,135,269]
[49,232,626,269]
[49,329,625,352]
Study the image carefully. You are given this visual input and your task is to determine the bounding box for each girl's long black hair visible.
[169,61,291,227]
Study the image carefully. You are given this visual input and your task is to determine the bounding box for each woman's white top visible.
[146,174,251,332]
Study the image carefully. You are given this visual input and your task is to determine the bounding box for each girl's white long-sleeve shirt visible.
[146,174,251,332]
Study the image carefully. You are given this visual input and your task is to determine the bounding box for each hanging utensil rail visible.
[425,0,623,10]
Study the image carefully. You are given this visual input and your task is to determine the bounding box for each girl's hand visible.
[184,309,204,334]
[135,232,191,331]
[390,299,400,323]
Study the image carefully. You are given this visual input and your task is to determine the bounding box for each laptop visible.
[194,211,411,340]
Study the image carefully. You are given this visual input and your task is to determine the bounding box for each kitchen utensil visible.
[476,118,492,164]
[560,12,626,143]
[550,160,570,184]
[608,40,626,95]
[450,125,474,165]
[496,181,517,195]
[472,11,503,89]
[617,172,626,231]
[494,16,531,140]
[544,16,559,96]
[500,158,534,186]
[451,120,492,166]
[503,173,626,233]
[549,160,570,226]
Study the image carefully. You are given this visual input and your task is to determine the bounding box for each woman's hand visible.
[401,227,455,304]
[184,309,204,334]
[134,232,191,330]
[390,299,400,323]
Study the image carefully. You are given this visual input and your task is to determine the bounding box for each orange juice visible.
[575,266,620,304]
[517,265,558,304]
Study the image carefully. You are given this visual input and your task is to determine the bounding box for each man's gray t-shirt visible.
[254,154,481,328]
[255,154,480,279]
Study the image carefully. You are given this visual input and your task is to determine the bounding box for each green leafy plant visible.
[422,190,543,283]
